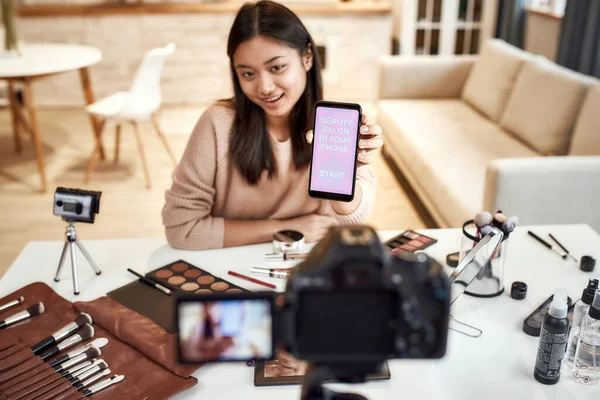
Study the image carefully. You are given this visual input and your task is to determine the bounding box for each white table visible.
[0,43,103,192]
[2,224,600,399]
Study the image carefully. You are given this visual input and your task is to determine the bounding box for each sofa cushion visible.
[569,83,600,155]
[500,57,595,155]
[377,99,540,228]
[461,39,531,122]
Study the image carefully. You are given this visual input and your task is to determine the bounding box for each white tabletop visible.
[2,224,600,399]
[0,43,102,78]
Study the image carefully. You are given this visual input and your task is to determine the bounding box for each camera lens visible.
[56,200,63,207]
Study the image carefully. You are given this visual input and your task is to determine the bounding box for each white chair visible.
[84,43,177,189]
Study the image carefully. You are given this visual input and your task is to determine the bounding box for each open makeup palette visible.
[384,230,437,255]
[108,260,247,333]
[147,260,247,295]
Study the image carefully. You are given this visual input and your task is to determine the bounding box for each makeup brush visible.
[528,231,568,259]
[53,347,101,373]
[48,337,108,368]
[81,374,124,397]
[30,313,93,355]
[548,233,578,263]
[65,359,103,381]
[69,360,107,386]
[60,359,95,379]
[75,368,111,392]
[0,296,24,313]
[40,324,95,361]
[0,302,45,329]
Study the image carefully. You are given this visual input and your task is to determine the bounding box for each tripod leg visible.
[74,240,101,275]
[69,242,80,295]
[54,241,69,282]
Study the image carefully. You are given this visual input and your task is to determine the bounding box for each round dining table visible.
[0,43,103,192]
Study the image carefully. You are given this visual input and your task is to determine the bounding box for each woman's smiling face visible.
[233,34,312,121]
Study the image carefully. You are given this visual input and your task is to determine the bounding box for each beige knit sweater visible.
[161,104,377,250]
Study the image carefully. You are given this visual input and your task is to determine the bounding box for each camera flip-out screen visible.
[294,290,398,361]
[177,293,275,363]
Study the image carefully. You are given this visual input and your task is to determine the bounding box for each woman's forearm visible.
[329,183,362,215]
[223,218,284,247]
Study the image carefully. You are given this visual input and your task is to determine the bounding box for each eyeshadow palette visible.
[254,352,390,386]
[147,260,248,295]
[108,260,248,333]
[384,230,437,256]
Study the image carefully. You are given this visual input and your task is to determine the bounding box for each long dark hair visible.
[224,0,323,185]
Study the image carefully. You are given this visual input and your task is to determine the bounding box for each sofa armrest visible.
[377,56,477,99]
[483,156,600,233]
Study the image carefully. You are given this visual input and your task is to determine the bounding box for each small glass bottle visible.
[572,289,600,385]
[566,279,599,364]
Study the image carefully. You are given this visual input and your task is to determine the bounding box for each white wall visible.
[16,12,392,106]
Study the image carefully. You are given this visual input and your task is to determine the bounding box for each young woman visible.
[162,0,383,250]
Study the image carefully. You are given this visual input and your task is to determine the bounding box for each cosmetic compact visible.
[272,230,304,254]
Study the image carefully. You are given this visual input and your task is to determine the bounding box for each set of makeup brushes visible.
[0,296,124,399]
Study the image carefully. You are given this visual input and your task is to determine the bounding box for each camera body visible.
[279,226,450,365]
[53,187,102,224]
[176,225,451,370]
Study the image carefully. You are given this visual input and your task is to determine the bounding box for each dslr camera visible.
[176,225,450,395]
[53,187,102,224]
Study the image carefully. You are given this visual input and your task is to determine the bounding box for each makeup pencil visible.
[127,268,173,295]
[265,253,308,261]
[228,271,277,289]
[251,267,290,279]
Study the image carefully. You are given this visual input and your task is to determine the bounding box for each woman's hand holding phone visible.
[305,113,383,167]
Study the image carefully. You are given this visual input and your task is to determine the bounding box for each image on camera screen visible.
[178,299,273,362]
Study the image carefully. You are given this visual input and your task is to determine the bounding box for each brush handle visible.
[40,345,60,361]
[49,354,69,368]
[31,337,55,355]
[528,231,552,249]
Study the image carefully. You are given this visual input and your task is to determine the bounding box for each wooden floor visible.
[0,105,426,279]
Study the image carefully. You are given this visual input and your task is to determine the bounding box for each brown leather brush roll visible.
[0,357,42,385]
[60,392,85,400]
[0,344,25,363]
[7,373,61,400]
[40,382,79,400]
[0,348,34,373]
[0,282,202,399]
[22,378,72,400]
[51,386,84,400]
[0,337,18,353]
[1,363,53,396]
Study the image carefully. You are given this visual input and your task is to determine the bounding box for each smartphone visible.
[308,101,362,202]
[176,293,275,363]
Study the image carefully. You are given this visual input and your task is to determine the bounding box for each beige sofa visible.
[377,39,600,232]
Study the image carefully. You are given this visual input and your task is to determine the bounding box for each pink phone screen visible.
[310,107,360,195]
